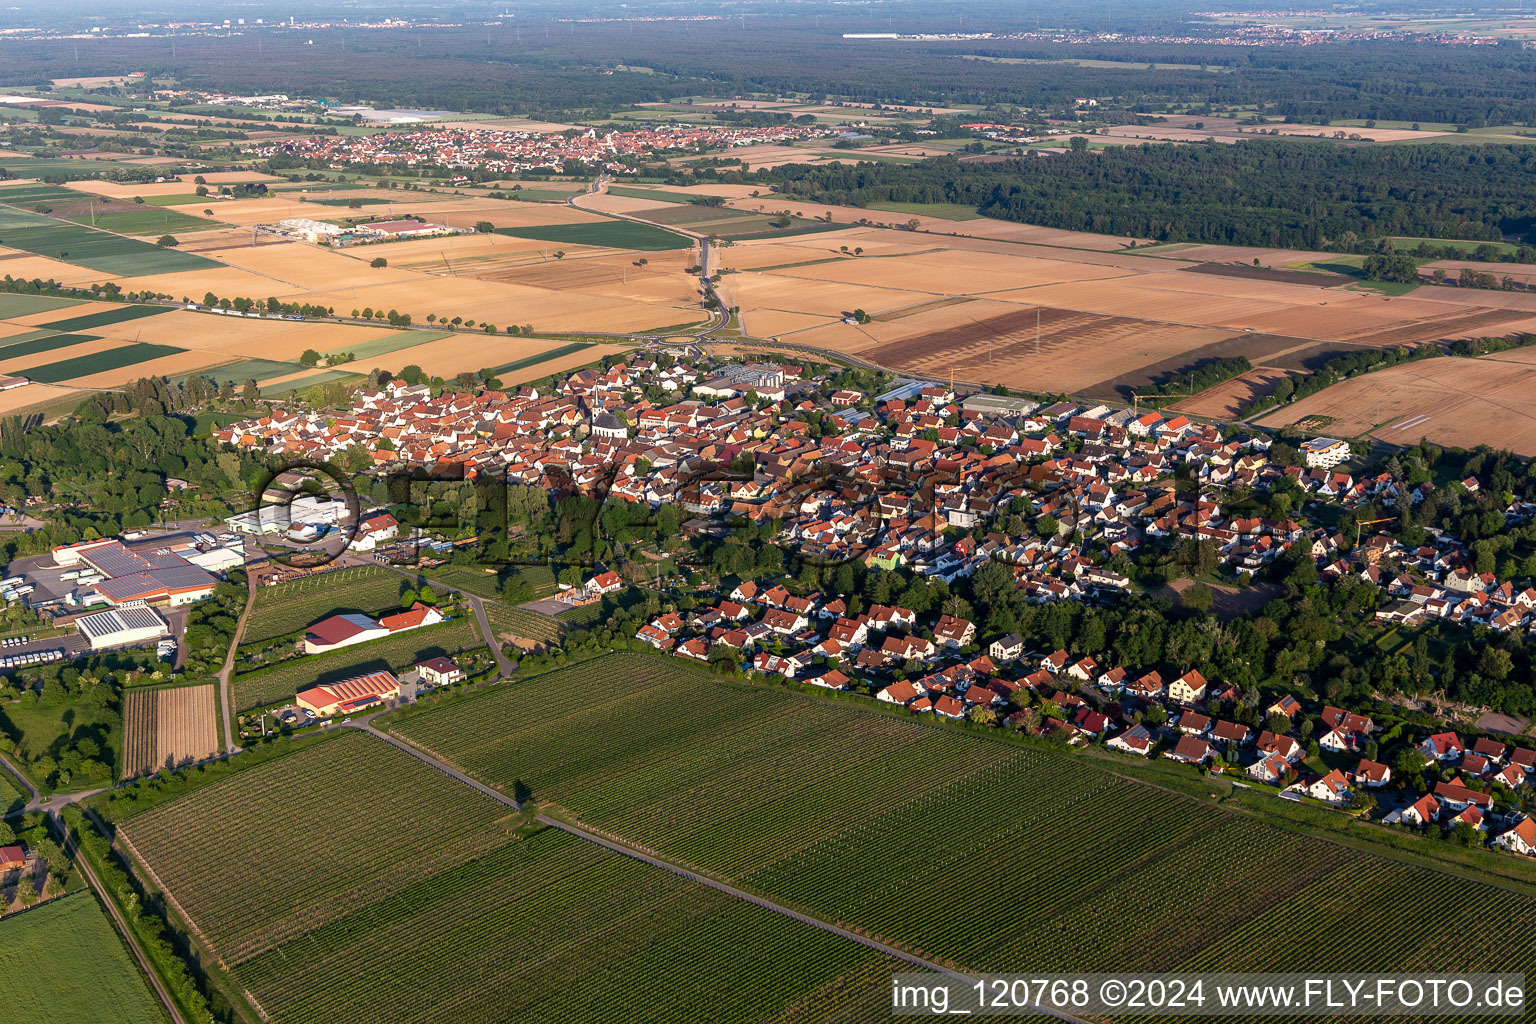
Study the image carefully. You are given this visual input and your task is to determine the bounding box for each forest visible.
[8,19,1536,125]
[751,142,1536,248]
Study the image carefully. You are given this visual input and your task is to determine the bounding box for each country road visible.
[214,570,258,755]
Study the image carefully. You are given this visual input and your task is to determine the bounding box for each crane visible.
[1353,516,1395,547]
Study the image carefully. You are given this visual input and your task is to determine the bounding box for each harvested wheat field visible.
[480,251,700,305]
[0,382,85,414]
[1260,355,1536,455]
[0,250,114,287]
[99,311,402,360]
[122,684,219,778]
[210,242,392,290]
[335,334,589,377]
[1174,367,1305,418]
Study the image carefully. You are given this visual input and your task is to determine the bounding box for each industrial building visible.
[75,605,171,651]
[53,539,218,608]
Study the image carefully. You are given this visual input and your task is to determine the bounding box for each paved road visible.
[57,809,187,1024]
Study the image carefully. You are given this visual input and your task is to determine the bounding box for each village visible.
[206,351,1536,859]
[244,122,839,175]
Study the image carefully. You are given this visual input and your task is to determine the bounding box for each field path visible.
[215,571,258,755]
[348,716,522,812]
[342,722,1087,1023]
[60,809,187,1024]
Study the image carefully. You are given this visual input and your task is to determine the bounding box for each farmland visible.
[483,603,564,648]
[1257,350,1536,455]
[121,684,219,778]
[117,733,518,965]
[232,616,488,710]
[114,731,902,1024]
[387,655,1536,980]
[0,203,219,274]
[240,565,405,646]
[493,219,690,251]
[0,890,167,1024]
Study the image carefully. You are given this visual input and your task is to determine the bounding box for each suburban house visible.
[415,656,465,687]
[1246,753,1291,785]
[1168,669,1209,704]
[1107,724,1154,756]
[1401,793,1442,827]
[1420,731,1465,762]
[933,615,975,649]
[1167,735,1213,764]
[1494,817,1536,856]
[988,634,1023,662]
[1351,759,1392,788]
[1306,769,1353,804]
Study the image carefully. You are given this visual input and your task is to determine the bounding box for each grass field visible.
[0,890,167,1024]
[0,294,84,318]
[861,200,984,221]
[488,340,592,377]
[241,566,406,646]
[74,208,218,237]
[233,616,488,711]
[18,343,185,384]
[117,732,902,1024]
[0,204,219,275]
[493,220,690,251]
[36,304,172,332]
[387,654,1536,980]
[0,332,99,360]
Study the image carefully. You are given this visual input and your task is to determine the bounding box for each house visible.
[1351,759,1392,788]
[0,845,24,871]
[1066,656,1099,683]
[1420,731,1465,762]
[1177,711,1213,737]
[1070,706,1110,737]
[378,602,444,634]
[1494,763,1527,789]
[1267,695,1302,720]
[588,570,623,594]
[1433,780,1492,811]
[877,680,924,705]
[1306,769,1352,805]
[933,695,966,719]
[415,656,465,687]
[1493,817,1536,856]
[1256,731,1303,763]
[807,669,850,690]
[1166,735,1213,764]
[296,670,400,717]
[1318,706,1372,752]
[1400,793,1442,827]
[1107,724,1154,756]
[1168,669,1209,704]
[1246,753,1291,785]
[1301,436,1350,468]
[1212,720,1252,746]
[933,615,975,649]
[1126,671,1165,700]
[349,511,401,551]
[1039,649,1070,673]
[989,633,1023,662]
[1472,737,1508,764]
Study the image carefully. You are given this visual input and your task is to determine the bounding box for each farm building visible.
[74,605,171,651]
[0,844,25,871]
[296,671,401,717]
[304,613,390,655]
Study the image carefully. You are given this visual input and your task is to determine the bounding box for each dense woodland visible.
[751,143,1536,247]
[8,19,1536,125]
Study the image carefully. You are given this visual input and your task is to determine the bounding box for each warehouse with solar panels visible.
[75,605,171,651]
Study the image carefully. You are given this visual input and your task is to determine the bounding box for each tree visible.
[133,195,146,205]
[400,588,418,608]
[15,875,35,907]
[156,235,178,248]
[475,220,494,233]
[370,257,388,268]
[299,348,321,366]
[1181,583,1214,614]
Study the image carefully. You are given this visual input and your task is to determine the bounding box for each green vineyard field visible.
[388,654,1536,984]
[484,603,564,645]
[241,566,406,646]
[117,731,905,1024]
